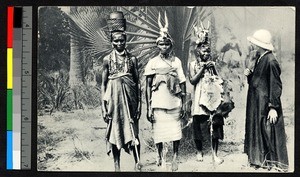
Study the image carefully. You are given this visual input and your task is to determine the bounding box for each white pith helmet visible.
[247,29,274,51]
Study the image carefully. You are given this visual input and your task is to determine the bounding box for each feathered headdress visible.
[156,11,173,44]
[193,20,210,45]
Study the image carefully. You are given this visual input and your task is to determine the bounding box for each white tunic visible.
[189,60,214,116]
[144,55,186,143]
[144,55,186,109]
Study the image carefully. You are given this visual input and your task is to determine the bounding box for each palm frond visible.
[127,20,160,36]
[65,6,211,78]
[183,7,199,42]
[127,40,157,45]
[121,7,160,31]
[130,44,157,55]
[126,31,157,39]
[138,8,159,28]
[67,7,113,59]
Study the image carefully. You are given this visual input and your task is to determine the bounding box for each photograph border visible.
[0,0,299,177]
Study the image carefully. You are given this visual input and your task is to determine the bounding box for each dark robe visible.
[103,51,139,155]
[244,51,288,170]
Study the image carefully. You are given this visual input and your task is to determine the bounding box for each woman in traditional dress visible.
[102,11,141,171]
[144,12,187,171]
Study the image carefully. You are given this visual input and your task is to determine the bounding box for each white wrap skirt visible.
[152,107,182,144]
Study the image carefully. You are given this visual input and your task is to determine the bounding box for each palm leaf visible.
[127,20,160,36]
[130,44,157,55]
[65,6,210,81]
[138,8,159,28]
[126,31,157,39]
[127,40,157,45]
[68,8,112,59]
[121,7,160,31]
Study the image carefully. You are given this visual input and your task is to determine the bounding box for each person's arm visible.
[176,58,187,118]
[267,57,282,124]
[101,57,109,123]
[188,62,206,85]
[132,56,141,120]
[145,75,154,123]
[180,81,186,119]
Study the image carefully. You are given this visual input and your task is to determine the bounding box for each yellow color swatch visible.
[7,48,13,89]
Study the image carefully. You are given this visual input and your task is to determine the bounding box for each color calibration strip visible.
[7,6,32,170]
[7,6,14,170]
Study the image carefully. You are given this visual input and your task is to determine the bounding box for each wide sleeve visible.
[143,58,155,76]
[176,57,186,83]
[268,58,282,110]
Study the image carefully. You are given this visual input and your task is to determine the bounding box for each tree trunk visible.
[69,35,84,88]
[69,7,85,110]
[69,7,84,88]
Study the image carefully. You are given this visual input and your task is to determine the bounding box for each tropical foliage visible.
[38,7,70,72]
[67,6,212,81]
[38,6,214,112]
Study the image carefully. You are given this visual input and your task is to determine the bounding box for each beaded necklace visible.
[109,50,130,75]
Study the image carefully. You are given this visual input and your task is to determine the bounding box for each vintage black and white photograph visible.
[37,6,295,172]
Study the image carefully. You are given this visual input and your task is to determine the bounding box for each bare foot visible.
[214,156,224,165]
[156,156,162,166]
[161,158,166,168]
[196,153,203,162]
[171,160,178,171]
[114,162,120,172]
[135,162,143,171]
[115,166,121,172]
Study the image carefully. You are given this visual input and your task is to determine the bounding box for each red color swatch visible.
[7,7,14,48]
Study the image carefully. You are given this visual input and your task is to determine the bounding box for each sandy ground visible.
[37,56,294,173]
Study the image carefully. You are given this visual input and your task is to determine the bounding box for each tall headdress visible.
[107,11,126,33]
[156,11,173,44]
[193,21,210,45]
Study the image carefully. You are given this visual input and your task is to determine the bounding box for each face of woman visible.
[157,40,172,55]
[196,45,211,61]
[112,33,126,52]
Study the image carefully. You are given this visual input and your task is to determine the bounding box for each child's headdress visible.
[193,21,210,45]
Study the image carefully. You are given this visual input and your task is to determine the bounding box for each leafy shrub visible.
[71,84,101,110]
[38,70,70,115]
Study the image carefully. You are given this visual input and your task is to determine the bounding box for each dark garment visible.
[103,50,139,155]
[104,73,139,154]
[193,114,224,141]
[244,52,288,170]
